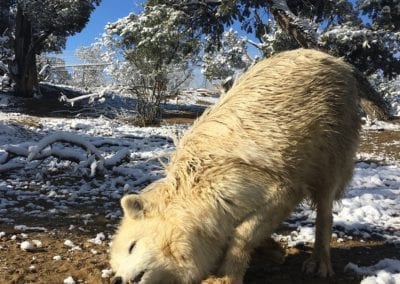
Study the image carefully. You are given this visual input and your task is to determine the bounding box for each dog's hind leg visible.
[302,192,335,277]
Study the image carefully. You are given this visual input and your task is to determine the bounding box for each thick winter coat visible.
[110,49,362,284]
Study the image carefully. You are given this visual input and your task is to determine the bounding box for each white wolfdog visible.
[110,49,368,284]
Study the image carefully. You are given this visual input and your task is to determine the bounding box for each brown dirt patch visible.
[0,229,110,284]
[2,225,398,284]
[359,128,400,161]
[162,110,201,125]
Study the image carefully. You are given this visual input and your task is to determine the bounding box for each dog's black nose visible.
[111,276,123,284]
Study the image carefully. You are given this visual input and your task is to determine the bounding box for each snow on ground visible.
[273,161,400,246]
[345,259,400,283]
[0,92,400,281]
[0,112,186,225]
[364,120,400,131]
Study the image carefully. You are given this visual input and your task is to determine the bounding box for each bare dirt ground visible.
[1,219,399,284]
[1,95,400,284]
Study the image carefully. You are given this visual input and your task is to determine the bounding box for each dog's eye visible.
[129,241,136,254]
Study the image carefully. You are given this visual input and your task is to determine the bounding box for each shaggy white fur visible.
[110,49,364,284]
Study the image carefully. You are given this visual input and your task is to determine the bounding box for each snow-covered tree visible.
[148,0,399,82]
[1,0,100,97]
[202,29,252,81]
[103,4,198,125]
[320,23,399,78]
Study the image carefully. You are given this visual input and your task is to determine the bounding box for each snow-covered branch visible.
[6,144,86,163]
[1,132,133,176]
[27,132,103,162]
[59,88,112,106]
[104,148,130,168]
[0,160,25,173]
[246,39,264,51]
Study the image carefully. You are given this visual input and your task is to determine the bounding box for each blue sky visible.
[62,0,142,62]
[62,0,262,64]
[61,0,261,86]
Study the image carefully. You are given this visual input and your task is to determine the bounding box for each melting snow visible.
[88,232,106,245]
[53,255,62,261]
[63,276,76,284]
[345,259,400,283]
[20,241,35,251]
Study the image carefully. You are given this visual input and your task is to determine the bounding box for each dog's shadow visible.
[244,239,399,284]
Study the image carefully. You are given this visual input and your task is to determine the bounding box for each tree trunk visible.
[12,3,39,97]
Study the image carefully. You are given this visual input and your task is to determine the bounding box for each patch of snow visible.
[88,232,106,245]
[32,240,42,248]
[273,162,400,247]
[63,240,81,251]
[101,268,113,278]
[20,241,35,251]
[363,121,400,131]
[20,239,43,251]
[63,276,76,284]
[361,271,400,284]
[14,225,47,232]
[273,226,316,247]
[63,240,75,248]
[345,259,400,283]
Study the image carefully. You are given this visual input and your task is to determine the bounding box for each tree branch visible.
[1,134,132,175]
[266,0,318,48]
[27,132,104,162]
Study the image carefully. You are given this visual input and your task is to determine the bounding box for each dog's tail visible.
[352,68,395,121]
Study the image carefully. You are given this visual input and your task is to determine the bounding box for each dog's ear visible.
[121,194,145,219]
